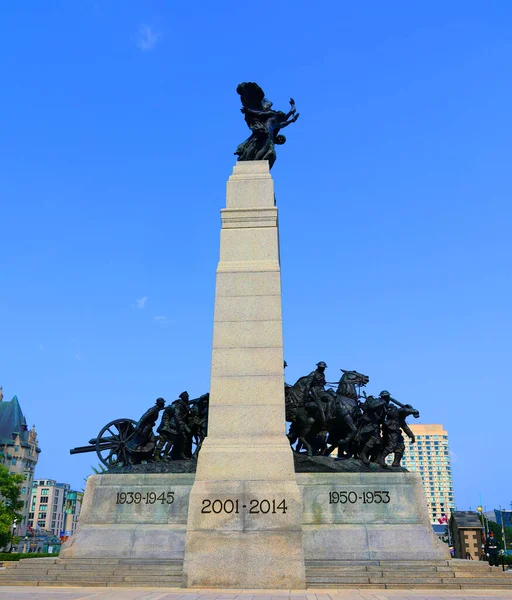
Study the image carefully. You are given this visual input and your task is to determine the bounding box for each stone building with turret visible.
[0,387,40,536]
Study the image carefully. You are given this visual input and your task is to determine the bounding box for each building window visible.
[40,496,48,504]
[37,520,45,527]
[41,489,49,496]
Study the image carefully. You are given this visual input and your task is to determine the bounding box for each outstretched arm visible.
[402,422,415,442]
[285,98,296,119]
[279,113,300,129]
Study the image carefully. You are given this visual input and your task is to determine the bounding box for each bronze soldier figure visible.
[376,391,419,468]
[187,393,209,457]
[302,362,334,425]
[126,398,165,464]
[155,392,191,460]
[355,395,387,466]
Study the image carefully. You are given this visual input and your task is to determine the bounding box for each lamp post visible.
[500,505,507,552]
[477,505,486,538]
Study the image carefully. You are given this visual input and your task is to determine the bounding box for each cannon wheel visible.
[96,418,137,468]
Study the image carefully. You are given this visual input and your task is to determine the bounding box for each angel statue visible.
[234,82,299,169]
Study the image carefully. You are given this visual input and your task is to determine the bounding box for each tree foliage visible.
[0,465,24,548]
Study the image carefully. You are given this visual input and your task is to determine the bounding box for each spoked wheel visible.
[95,418,137,468]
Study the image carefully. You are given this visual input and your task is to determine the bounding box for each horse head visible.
[336,369,370,400]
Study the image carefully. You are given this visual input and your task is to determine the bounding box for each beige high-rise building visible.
[63,490,83,538]
[0,389,40,536]
[400,423,455,523]
[28,479,82,538]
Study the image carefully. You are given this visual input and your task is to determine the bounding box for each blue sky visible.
[1,1,511,512]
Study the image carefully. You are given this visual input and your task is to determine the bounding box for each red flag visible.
[438,514,447,524]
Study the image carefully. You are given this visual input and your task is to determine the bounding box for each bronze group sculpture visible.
[284,363,419,468]
[235,82,299,169]
[70,364,418,471]
[69,392,209,469]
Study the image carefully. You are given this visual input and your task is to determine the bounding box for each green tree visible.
[0,465,24,548]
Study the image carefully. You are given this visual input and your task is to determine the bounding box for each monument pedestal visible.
[298,471,449,561]
[182,161,306,588]
[59,473,195,560]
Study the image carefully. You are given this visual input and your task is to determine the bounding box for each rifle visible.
[386,395,419,416]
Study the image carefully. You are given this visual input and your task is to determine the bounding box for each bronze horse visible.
[323,369,369,457]
[285,368,369,457]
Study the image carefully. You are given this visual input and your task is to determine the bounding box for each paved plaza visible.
[0,588,512,600]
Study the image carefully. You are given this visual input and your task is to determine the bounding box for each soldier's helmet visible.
[379,390,391,397]
[316,361,328,368]
[179,391,189,400]
[156,397,165,406]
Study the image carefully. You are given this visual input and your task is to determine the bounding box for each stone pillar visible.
[183,161,305,589]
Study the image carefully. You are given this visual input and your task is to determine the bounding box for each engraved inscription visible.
[115,491,175,505]
[201,499,288,514]
[328,490,390,504]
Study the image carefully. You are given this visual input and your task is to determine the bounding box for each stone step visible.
[453,571,510,578]
[381,583,464,589]
[306,565,369,572]
[372,576,444,584]
[380,560,449,566]
[460,583,512,589]
[6,560,183,571]
[306,560,379,566]
[307,576,371,584]
[448,576,512,584]
[45,567,182,575]
[308,572,449,582]
[53,574,181,583]
[0,574,183,585]
[13,558,58,564]
[35,581,183,588]
[310,584,387,589]
[367,565,440,572]
[39,581,109,587]
[0,575,55,583]
[308,568,452,576]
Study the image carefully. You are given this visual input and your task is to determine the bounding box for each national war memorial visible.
[2,83,511,590]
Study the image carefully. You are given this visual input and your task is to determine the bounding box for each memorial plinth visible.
[59,473,195,559]
[182,161,306,589]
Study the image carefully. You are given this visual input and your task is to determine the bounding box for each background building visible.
[450,511,483,560]
[28,479,82,538]
[485,509,512,529]
[0,387,40,536]
[400,423,455,523]
[63,490,83,539]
